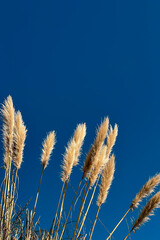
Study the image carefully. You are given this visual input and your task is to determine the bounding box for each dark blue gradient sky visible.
[0,1,160,239]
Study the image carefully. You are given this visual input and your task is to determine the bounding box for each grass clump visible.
[0,95,159,240]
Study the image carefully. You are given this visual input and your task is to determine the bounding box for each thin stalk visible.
[72,177,90,240]
[0,168,7,215]
[8,169,18,224]
[4,152,13,240]
[59,177,83,240]
[89,205,101,240]
[0,167,8,236]
[33,167,44,215]
[123,230,132,240]
[1,160,10,220]
[54,179,69,240]
[8,168,18,237]
[76,174,101,240]
[9,165,15,203]
[1,163,10,237]
[6,154,12,212]
[50,180,66,237]
[30,167,44,230]
[106,208,131,240]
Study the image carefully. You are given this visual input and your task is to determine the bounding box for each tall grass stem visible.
[89,205,101,240]
[106,208,130,240]
[59,177,83,240]
[72,177,90,240]
[76,174,101,240]
[50,180,66,237]
[54,180,69,239]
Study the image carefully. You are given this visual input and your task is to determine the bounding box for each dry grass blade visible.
[130,173,160,210]
[41,131,56,169]
[83,117,109,178]
[97,154,115,206]
[13,111,27,170]
[132,191,160,231]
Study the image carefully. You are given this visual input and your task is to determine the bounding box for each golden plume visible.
[61,139,76,182]
[61,124,86,182]
[41,131,56,169]
[132,190,160,231]
[83,117,109,178]
[106,124,118,158]
[97,154,115,206]
[89,145,108,187]
[1,96,15,167]
[130,174,160,210]
[13,111,27,170]
[73,123,86,166]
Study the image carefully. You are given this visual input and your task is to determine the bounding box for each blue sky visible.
[0,0,160,239]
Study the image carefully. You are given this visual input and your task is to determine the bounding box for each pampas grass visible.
[130,174,160,210]
[1,95,15,166]
[123,191,160,240]
[53,123,86,240]
[32,131,56,223]
[13,111,27,170]
[41,131,56,170]
[72,118,109,240]
[106,173,160,240]
[0,95,159,240]
[82,117,109,179]
[89,145,108,188]
[97,154,115,207]
[88,155,115,240]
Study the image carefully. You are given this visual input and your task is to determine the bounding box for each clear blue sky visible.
[0,1,160,239]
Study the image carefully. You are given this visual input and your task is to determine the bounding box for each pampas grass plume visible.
[13,111,27,170]
[130,174,160,210]
[132,190,160,231]
[83,117,109,178]
[73,123,86,166]
[89,145,108,187]
[97,154,115,206]
[94,117,109,151]
[41,131,56,169]
[1,95,15,167]
[106,124,118,158]
[61,139,76,182]
[61,124,86,182]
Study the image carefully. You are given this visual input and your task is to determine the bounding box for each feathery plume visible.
[132,191,160,231]
[13,111,27,169]
[89,145,108,187]
[41,131,56,169]
[61,139,76,182]
[130,174,160,210]
[94,117,109,151]
[83,117,109,178]
[106,124,118,158]
[73,123,86,166]
[97,154,115,206]
[61,123,86,182]
[1,96,15,167]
